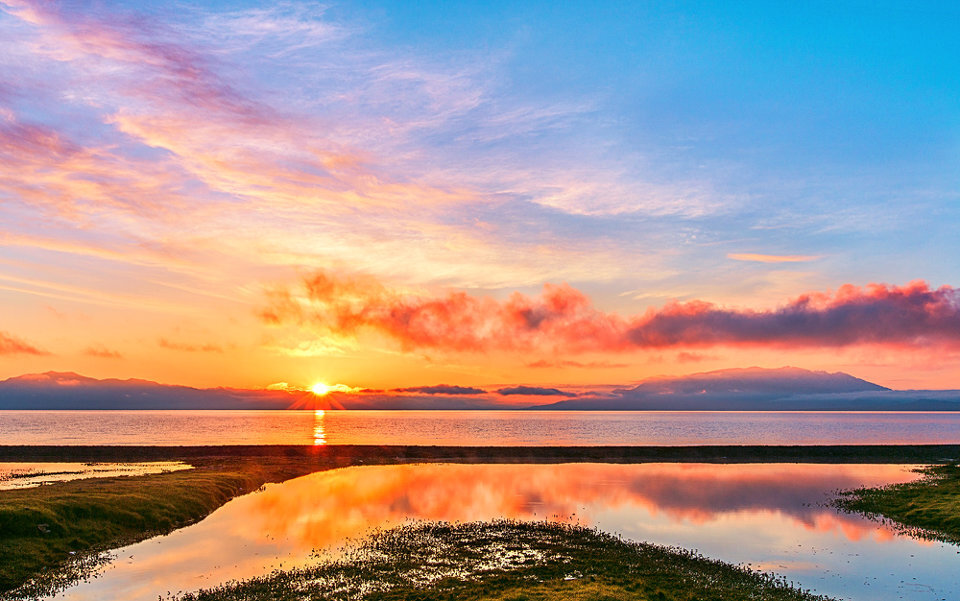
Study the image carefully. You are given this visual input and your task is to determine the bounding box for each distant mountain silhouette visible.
[0,372,503,410]
[533,366,960,410]
[0,372,295,410]
[2,367,959,410]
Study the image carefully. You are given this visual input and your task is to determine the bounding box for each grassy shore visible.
[0,455,343,597]
[176,521,832,601]
[833,461,960,542]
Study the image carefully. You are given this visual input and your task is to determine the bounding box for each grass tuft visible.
[833,462,960,543]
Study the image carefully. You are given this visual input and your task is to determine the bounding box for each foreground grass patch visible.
[834,462,960,542]
[177,521,833,601]
[0,457,336,598]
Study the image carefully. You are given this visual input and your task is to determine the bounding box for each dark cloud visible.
[624,282,960,348]
[496,386,577,397]
[394,385,487,395]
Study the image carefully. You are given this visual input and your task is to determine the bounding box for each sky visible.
[1,0,959,392]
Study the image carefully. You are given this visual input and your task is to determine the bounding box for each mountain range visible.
[0,367,958,411]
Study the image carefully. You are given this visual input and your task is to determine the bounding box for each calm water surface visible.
[47,463,959,601]
[3,410,960,445]
[0,462,190,490]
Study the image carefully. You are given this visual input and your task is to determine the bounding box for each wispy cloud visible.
[0,331,48,355]
[526,359,630,369]
[83,345,122,359]
[0,0,669,297]
[727,253,821,263]
[158,338,223,353]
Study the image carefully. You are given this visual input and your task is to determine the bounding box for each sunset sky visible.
[1,1,959,392]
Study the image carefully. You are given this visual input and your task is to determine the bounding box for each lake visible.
[45,462,958,601]
[2,410,960,445]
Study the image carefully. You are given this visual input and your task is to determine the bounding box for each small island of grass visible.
[833,462,960,543]
[176,520,832,601]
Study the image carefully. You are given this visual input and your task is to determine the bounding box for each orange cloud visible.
[0,331,48,355]
[263,273,960,353]
[83,345,123,359]
[526,359,630,369]
[158,338,223,353]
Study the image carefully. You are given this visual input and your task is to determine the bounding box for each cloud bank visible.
[394,385,487,395]
[496,386,577,397]
[263,274,960,353]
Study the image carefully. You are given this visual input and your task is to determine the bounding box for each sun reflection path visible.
[313,410,326,445]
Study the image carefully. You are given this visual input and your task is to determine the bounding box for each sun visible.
[310,382,331,396]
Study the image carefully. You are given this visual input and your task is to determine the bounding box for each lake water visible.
[45,462,959,601]
[3,410,960,445]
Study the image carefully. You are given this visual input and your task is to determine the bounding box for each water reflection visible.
[312,410,326,446]
[49,463,959,601]
[7,410,960,445]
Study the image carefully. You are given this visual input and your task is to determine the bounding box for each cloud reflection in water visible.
[51,462,927,601]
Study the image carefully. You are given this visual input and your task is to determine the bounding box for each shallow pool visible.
[46,462,959,601]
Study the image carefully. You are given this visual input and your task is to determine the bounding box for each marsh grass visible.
[833,462,960,543]
[0,457,338,598]
[174,520,832,601]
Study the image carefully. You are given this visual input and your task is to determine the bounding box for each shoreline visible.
[2,443,959,464]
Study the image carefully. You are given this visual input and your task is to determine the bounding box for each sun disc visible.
[311,382,331,396]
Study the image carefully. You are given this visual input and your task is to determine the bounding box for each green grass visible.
[0,457,338,597]
[175,520,832,601]
[833,462,960,542]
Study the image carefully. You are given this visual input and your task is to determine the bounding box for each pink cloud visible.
[2,0,267,120]
[628,281,960,348]
[263,273,960,353]
[1,0,474,229]
[0,112,199,217]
